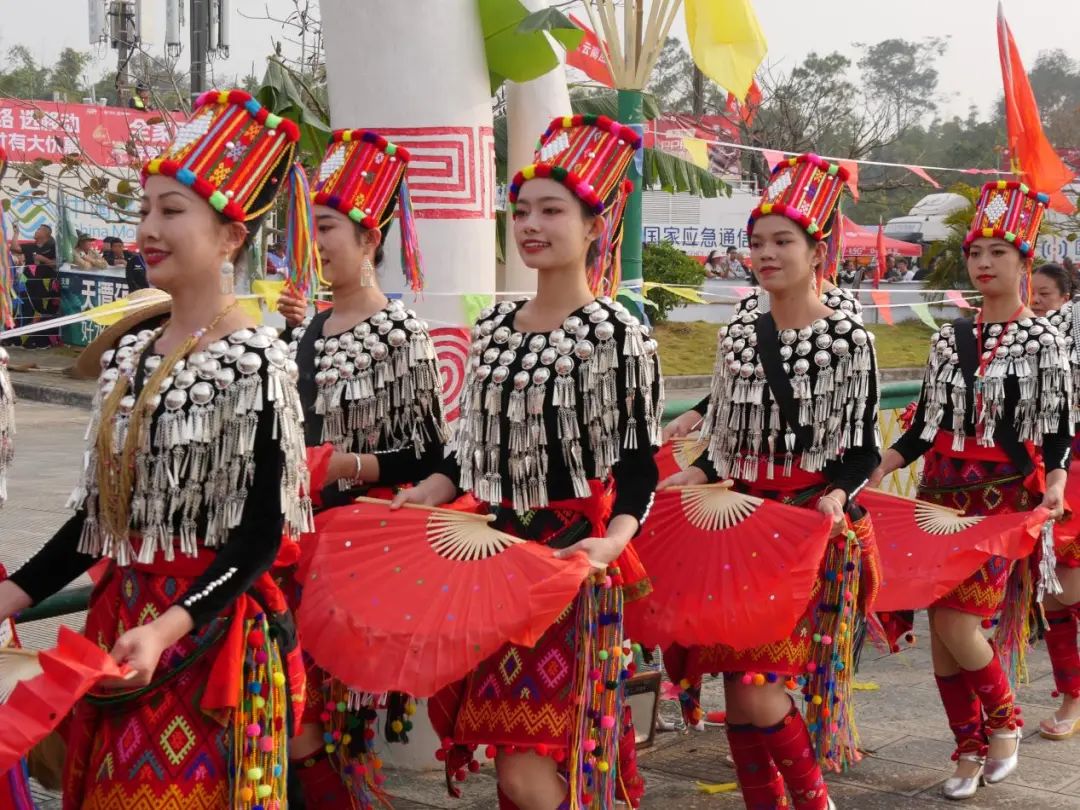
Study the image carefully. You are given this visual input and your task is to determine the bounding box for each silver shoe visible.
[983,727,1021,784]
[943,753,985,800]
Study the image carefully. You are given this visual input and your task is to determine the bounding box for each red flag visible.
[870,289,893,324]
[726,80,762,126]
[905,165,941,189]
[839,160,860,201]
[997,3,1076,213]
[566,15,614,88]
[874,217,886,289]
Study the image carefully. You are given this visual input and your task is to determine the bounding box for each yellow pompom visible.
[341,130,353,142]
[217,91,230,104]
[760,203,774,215]
[812,695,823,706]
[597,760,610,773]
[253,696,266,710]
[342,734,352,745]
[405,703,416,716]
[562,116,574,127]
[391,720,404,733]
[256,784,274,799]
[521,165,536,181]
[247,767,264,781]
[272,671,286,687]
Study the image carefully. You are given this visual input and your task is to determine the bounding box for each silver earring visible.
[220,260,235,295]
[360,257,375,287]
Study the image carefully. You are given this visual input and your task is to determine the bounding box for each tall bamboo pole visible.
[587,0,682,316]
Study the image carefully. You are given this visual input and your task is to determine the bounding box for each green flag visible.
[462,293,494,326]
[909,302,938,331]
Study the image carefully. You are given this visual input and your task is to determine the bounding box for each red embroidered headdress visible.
[749,153,848,241]
[963,180,1049,258]
[312,129,423,291]
[141,89,299,223]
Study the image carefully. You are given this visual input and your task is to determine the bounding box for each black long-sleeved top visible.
[11,324,311,629]
[288,300,449,507]
[693,309,881,500]
[441,297,664,523]
[891,317,1072,471]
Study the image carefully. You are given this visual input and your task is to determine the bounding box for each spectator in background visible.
[703,249,724,279]
[8,224,59,348]
[266,241,288,277]
[1064,256,1079,292]
[838,259,858,286]
[912,257,931,281]
[73,233,108,270]
[128,81,152,111]
[898,258,917,282]
[9,224,56,270]
[125,251,150,292]
[100,236,130,268]
[724,245,745,278]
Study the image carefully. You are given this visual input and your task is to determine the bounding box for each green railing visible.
[17,380,922,626]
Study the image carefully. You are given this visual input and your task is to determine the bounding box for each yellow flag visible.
[252,279,286,313]
[684,0,767,101]
[681,137,710,170]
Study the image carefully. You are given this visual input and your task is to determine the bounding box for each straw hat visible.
[72,288,172,380]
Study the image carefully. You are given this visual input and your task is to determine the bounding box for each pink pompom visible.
[599,715,616,730]
[259,736,275,753]
[245,723,261,738]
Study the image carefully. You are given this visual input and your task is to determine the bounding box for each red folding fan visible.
[0,626,129,775]
[654,434,709,480]
[624,484,834,651]
[297,497,594,698]
[860,489,1047,612]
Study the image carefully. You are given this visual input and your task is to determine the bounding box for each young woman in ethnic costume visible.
[392,115,663,810]
[0,90,313,810]
[1029,262,1080,740]
[871,181,1070,797]
[660,280,868,733]
[0,145,29,810]
[275,129,449,807]
[659,154,882,810]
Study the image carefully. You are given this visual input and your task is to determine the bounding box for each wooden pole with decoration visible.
[582,0,681,316]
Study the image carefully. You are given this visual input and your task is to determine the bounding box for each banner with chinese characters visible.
[0,99,180,169]
[643,223,749,255]
[58,267,130,347]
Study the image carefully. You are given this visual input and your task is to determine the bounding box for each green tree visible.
[48,47,93,101]
[0,46,50,99]
[643,241,706,322]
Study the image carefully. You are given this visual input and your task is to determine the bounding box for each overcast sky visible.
[2,0,1076,121]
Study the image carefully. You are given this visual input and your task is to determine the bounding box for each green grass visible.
[653,320,933,376]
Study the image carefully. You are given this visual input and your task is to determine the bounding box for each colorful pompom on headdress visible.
[0,145,7,184]
[142,89,299,223]
[509,115,641,296]
[312,129,424,292]
[963,180,1048,259]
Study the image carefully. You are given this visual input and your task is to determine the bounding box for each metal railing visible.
[17,380,923,625]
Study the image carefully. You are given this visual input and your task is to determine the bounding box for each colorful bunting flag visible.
[870,290,894,325]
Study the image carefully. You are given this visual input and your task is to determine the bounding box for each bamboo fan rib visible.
[673,435,707,470]
[914,502,984,535]
[680,487,762,532]
[0,648,42,703]
[426,513,523,561]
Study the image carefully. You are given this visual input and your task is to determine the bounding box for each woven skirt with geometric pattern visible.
[63,565,236,810]
[450,505,590,751]
[918,450,1034,618]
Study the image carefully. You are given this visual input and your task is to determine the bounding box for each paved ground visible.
[4,400,1079,809]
